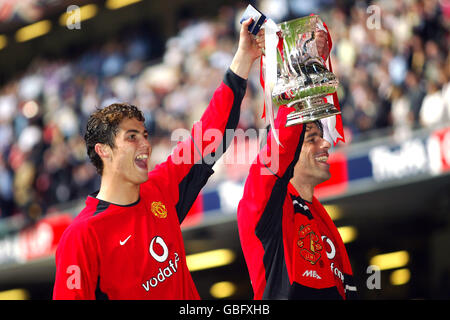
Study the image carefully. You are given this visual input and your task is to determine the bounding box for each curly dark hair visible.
[259,120,323,150]
[84,103,145,175]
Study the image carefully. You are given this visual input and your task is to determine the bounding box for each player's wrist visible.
[230,50,254,79]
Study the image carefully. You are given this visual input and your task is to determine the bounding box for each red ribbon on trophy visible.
[320,18,345,146]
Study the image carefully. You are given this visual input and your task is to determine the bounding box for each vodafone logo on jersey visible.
[322,235,344,283]
[149,236,169,262]
[321,235,336,260]
[141,236,180,292]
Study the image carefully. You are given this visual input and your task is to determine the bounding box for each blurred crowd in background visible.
[0,0,449,224]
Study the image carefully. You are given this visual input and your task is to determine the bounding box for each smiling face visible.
[294,121,331,187]
[104,117,152,186]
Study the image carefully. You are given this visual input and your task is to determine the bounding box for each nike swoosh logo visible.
[120,235,132,246]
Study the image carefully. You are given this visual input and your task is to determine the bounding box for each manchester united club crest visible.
[151,201,167,219]
[297,224,322,264]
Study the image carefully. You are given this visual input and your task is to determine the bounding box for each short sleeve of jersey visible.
[53,220,100,300]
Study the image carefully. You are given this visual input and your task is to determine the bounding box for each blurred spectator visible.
[419,81,447,128]
[0,155,14,217]
[390,86,414,141]
[404,71,425,125]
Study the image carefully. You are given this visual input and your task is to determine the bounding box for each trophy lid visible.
[277,14,331,64]
[278,14,327,34]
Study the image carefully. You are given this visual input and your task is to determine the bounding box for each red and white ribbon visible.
[262,18,281,146]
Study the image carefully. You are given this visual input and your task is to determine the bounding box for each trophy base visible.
[285,98,341,126]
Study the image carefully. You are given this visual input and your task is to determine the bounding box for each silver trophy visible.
[270,15,340,126]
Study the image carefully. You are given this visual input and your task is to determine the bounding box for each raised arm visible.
[148,19,263,224]
[238,107,305,234]
[237,107,305,299]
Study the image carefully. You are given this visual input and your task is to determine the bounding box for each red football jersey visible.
[53,69,247,299]
[237,107,357,300]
